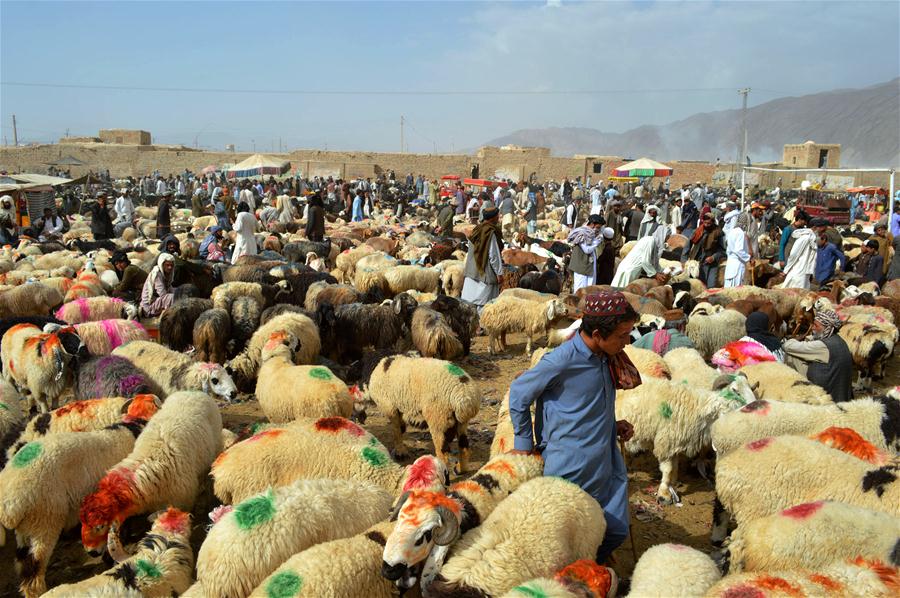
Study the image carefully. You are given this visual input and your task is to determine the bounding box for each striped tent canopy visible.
[612,158,673,178]
[225,154,290,179]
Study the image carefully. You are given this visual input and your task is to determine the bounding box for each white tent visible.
[225,154,290,179]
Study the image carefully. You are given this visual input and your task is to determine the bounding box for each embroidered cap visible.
[583,291,630,317]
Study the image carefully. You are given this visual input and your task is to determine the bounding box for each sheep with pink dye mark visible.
[72,319,150,356]
[56,296,137,324]
[73,355,156,401]
[711,339,777,372]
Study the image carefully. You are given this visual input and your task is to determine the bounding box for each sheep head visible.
[711,373,758,410]
[545,299,568,323]
[381,490,462,589]
[121,302,139,320]
[80,468,139,554]
[198,362,238,403]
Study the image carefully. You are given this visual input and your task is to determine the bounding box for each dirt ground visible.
[2,333,898,596]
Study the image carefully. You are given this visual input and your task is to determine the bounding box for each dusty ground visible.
[2,333,898,596]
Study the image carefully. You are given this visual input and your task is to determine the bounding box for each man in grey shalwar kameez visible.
[461,207,503,312]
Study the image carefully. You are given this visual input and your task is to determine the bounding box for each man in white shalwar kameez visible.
[231,203,258,265]
[611,226,670,287]
[779,228,817,289]
[724,213,751,287]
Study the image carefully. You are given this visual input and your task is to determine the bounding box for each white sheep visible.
[226,312,321,389]
[421,476,606,597]
[112,340,238,402]
[685,302,747,359]
[0,282,64,318]
[381,264,441,295]
[78,391,223,555]
[481,295,569,354]
[663,346,719,389]
[366,354,481,473]
[210,280,265,311]
[616,373,757,503]
[738,362,833,405]
[192,479,393,598]
[43,507,194,598]
[439,260,464,298]
[727,500,900,574]
[334,244,378,283]
[838,321,898,391]
[500,560,618,598]
[623,344,672,379]
[73,319,150,355]
[710,396,900,455]
[0,421,145,598]
[211,417,447,504]
[55,296,137,324]
[256,331,353,422]
[627,544,722,597]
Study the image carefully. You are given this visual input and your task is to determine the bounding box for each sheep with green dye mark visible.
[191,478,392,598]
[365,354,482,474]
[738,361,833,405]
[211,416,449,504]
[0,419,146,598]
[256,331,354,423]
[615,373,758,504]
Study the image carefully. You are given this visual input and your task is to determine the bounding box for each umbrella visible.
[201,165,218,175]
[612,158,673,178]
[226,154,290,179]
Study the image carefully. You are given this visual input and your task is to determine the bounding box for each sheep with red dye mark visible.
[727,500,900,574]
[1,323,86,413]
[711,339,778,372]
[112,340,238,403]
[738,362,833,405]
[705,557,899,597]
[79,391,223,555]
[422,477,606,597]
[63,271,106,302]
[0,419,147,598]
[256,331,353,422]
[43,507,194,598]
[73,354,155,401]
[365,354,482,474]
[626,544,721,597]
[501,560,618,598]
[383,453,545,590]
[72,319,150,356]
[211,416,448,504]
[713,435,900,547]
[5,394,161,463]
[711,396,900,455]
[615,373,758,504]
[55,295,137,324]
[191,479,393,598]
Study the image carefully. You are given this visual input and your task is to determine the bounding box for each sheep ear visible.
[389,491,411,522]
[393,299,403,315]
[433,506,460,546]
[545,302,555,321]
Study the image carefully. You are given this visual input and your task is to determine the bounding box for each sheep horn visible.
[432,505,460,546]
[106,522,131,563]
[389,491,411,522]
[711,374,734,392]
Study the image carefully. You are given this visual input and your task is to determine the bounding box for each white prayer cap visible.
[602,227,615,239]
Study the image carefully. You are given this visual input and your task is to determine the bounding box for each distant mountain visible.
[484,79,900,167]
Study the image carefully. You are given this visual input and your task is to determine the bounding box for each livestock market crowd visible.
[0,167,898,598]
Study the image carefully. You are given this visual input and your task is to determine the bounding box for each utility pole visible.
[737,88,751,208]
[400,116,404,154]
[12,115,18,146]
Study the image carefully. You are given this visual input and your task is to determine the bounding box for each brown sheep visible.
[644,285,674,309]
[501,248,548,268]
[624,278,661,296]
[193,308,231,364]
[882,279,900,299]
[365,236,400,255]
[726,298,783,333]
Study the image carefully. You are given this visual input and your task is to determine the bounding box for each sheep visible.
[714,435,900,535]
[73,354,156,401]
[256,331,353,422]
[79,391,223,554]
[481,295,569,354]
[616,373,758,504]
[54,295,137,324]
[63,272,107,302]
[304,282,362,311]
[711,396,900,455]
[623,345,671,379]
[838,322,898,391]
[685,303,747,359]
[663,347,719,389]
[837,304,894,324]
[700,286,800,321]
[158,297,213,351]
[381,264,441,295]
[501,560,618,598]
[211,417,447,504]
[316,293,417,364]
[5,394,161,463]
[192,479,393,598]
[73,319,150,355]
[427,294,479,356]
[0,378,24,467]
[211,281,265,311]
[192,307,231,364]
[703,558,899,597]
[383,453,546,590]
[0,283,64,318]
[226,312,321,390]
[112,340,238,402]
[627,544,722,597]
[420,476,606,597]
[737,361,833,405]
[230,295,262,349]
[726,500,900,574]
[0,421,146,598]
[1,323,85,413]
[366,354,481,474]
[43,507,194,598]
[334,244,377,283]
[440,261,464,298]
[411,305,464,360]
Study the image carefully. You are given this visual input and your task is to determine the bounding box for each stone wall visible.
[782,142,841,168]
[98,129,152,145]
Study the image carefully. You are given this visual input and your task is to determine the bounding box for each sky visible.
[2,0,898,153]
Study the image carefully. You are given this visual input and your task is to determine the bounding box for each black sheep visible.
[427,295,478,356]
[282,239,332,264]
[316,293,417,364]
[159,298,213,351]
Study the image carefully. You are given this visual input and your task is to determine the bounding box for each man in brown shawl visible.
[461,206,504,313]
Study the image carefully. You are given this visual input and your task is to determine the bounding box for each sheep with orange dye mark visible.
[501,560,617,598]
[63,271,107,303]
[727,500,900,574]
[626,543,721,597]
[0,418,147,598]
[705,558,899,597]
[79,391,222,556]
[383,452,545,591]
[43,507,194,598]
[211,416,449,504]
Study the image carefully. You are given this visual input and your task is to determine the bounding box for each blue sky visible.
[2,1,898,153]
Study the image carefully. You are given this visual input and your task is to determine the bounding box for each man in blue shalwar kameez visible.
[508,291,638,564]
